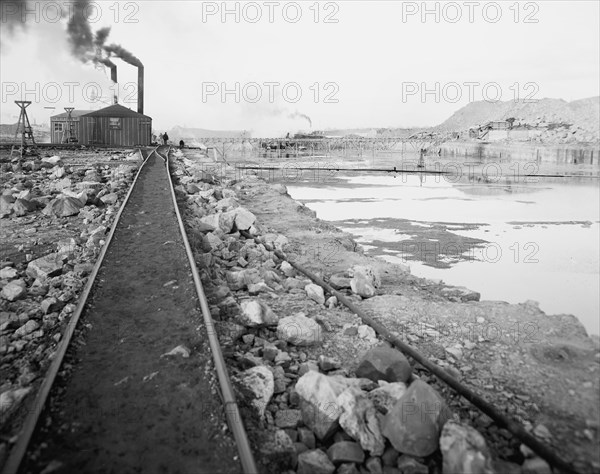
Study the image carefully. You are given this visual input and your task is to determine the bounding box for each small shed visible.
[50,104,152,146]
[50,110,88,144]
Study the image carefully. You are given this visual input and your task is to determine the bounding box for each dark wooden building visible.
[50,104,152,146]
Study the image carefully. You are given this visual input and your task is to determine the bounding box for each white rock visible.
[445,346,463,360]
[338,387,386,456]
[239,300,278,327]
[0,279,27,301]
[351,265,381,288]
[0,267,18,279]
[350,275,376,298]
[56,238,77,254]
[100,193,118,205]
[15,319,40,337]
[358,325,377,341]
[305,283,325,305]
[42,155,62,165]
[200,210,236,233]
[234,207,256,230]
[277,314,322,346]
[15,190,31,200]
[0,387,32,417]
[161,345,191,358]
[294,371,343,440]
[280,261,295,277]
[440,421,495,474]
[239,366,274,419]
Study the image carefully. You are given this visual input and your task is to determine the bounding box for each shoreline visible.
[176,148,600,473]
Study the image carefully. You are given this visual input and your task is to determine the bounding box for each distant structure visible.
[469,120,532,141]
[50,104,152,146]
[11,100,38,158]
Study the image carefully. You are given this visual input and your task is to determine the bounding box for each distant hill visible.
[435,97,600,142]
[0,122,50,143]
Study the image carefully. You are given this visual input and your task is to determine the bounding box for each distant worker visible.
[179,139,185,149]
[162,132,169,145]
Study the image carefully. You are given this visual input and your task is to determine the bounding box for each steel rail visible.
[1,147,157,474]
[156,146,258,474]
[239,230,581,474]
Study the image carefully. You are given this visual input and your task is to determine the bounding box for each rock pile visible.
[168,154,522,474]
[0,152,139,438]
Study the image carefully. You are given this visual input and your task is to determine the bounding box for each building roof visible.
[51,104,151,120]
[83,104,151,119]
[50,110,90,119]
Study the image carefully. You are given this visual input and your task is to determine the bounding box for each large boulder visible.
[277,314,322,346]
[439,421,495,474]
[381,380,452,457]
[350,266,380,298]
[234,207,256,231]
[355,346,412,383]
[43,196,83,217]
[26,253,68,280]
[200,211,236,233]
[337,388,385,456]
[238,366,274,419]
[294,371,343,440]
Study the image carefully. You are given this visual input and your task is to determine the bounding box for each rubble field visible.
[1,147,598,474]
[171,148,599,474]
[0,147,142,464]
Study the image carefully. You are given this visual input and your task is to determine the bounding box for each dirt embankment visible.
[174,149,600,474]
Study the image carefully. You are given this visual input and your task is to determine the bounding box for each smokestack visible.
[138,66,144,115]
[110,65,118,104]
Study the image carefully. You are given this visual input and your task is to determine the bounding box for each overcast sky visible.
[1,0,599,135]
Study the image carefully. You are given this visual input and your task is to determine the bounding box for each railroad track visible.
[1,146,256,474]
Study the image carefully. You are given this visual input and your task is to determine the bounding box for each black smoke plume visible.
[288,112,312,128]
[104,43,143,67]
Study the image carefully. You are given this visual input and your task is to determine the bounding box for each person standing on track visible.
[162,132,169,145]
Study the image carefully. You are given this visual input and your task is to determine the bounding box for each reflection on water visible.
[287,171,600,336]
